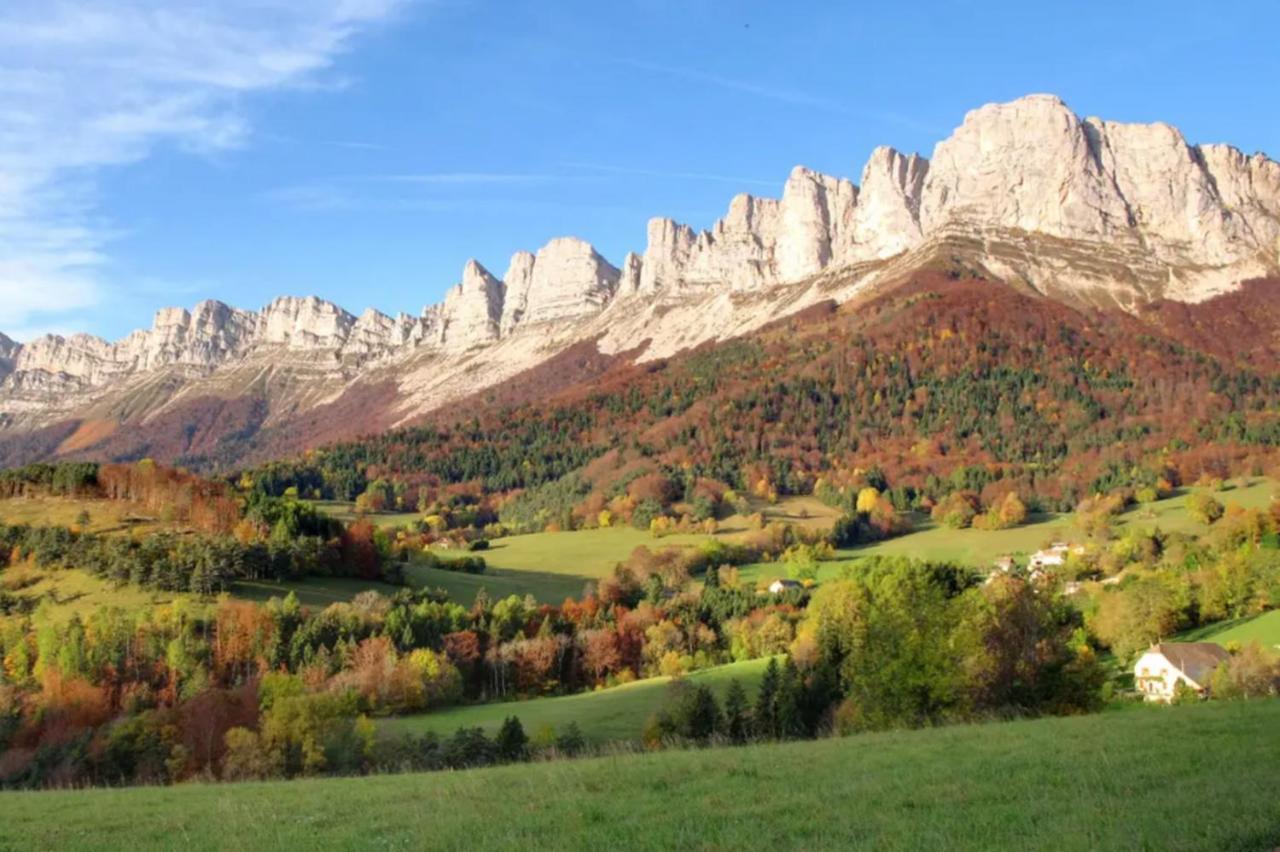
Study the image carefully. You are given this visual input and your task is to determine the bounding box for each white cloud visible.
[0,0,410,337]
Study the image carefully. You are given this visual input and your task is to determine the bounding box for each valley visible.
[1,75,1279,852]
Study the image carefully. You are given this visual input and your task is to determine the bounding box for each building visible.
[1028,542,1083,571]
[1133,642,1231,702]
[767,579,803,594]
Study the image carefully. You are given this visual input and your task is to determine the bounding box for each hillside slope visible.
[232,273,1280,517]
[1,700,1276,851]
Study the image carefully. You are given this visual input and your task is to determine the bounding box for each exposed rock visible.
[0,333,19,382]
[919,94,1280,284]
[3,93,1278,456]
[519,237,620,325]
[777,166,857,281]
[440,260,503,348]
[258,296,356,349]
[850,147,928,260]
[640,194,780,293]
[617,251,644,297]
[499,251,536,335]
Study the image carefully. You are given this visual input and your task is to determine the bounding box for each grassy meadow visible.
[3,479,1275,615]
[383,657,772,744]
[1178,608,1280,648]
[739,477,1280,587]
[0,495,168,536]
[0,698,1275,851]
[0,562,189,623]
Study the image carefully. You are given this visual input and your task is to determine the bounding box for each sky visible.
[1,0,1277,342]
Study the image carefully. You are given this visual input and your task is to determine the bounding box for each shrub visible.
[1186,493,1224,525]
[931,491,980,529]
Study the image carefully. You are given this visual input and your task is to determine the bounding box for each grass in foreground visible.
[383,657,772,744]
[0,699,1275,851]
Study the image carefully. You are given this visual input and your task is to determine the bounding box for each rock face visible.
[519,237,620,326]
[2,93,1278,456]
[0,333,17,382]
[440,260,503,349]
[919,95,1280,297]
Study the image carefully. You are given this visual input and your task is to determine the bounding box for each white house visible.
[1028,542,1083,572]
[1133,642,1231,702]
[768,579,803,594]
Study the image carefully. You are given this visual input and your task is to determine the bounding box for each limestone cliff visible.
[2,94,1277,455]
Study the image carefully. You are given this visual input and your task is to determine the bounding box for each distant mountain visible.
[2,94,1277,469]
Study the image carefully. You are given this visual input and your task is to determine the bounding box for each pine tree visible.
[724,679,749,744]
[687,685,723,741]
[777,658,804,739]
[496,715,528,763]
[755,657,780,739]
[704,563,720,589]
[555,721,587,756]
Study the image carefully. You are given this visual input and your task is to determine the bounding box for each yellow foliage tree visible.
[856,487,881,514]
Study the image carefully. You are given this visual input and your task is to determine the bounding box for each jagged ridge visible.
[2,93,1278,451]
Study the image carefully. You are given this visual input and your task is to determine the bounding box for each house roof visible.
[1151,642,1232,685]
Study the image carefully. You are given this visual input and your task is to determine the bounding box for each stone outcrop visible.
[2,93,1278,445]
[519,237,620,325]
[440,260,503,348]
[919,95,1280,275]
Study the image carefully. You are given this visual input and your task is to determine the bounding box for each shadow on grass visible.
[1175,612,1268,642]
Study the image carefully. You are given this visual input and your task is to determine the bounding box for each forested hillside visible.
[239,274,1280,525]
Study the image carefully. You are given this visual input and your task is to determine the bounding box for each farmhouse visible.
[1133,642,1231,703]
[768,579,802,594]
[1028,542,1083,572]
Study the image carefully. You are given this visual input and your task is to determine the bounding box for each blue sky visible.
[2,0,1277,341]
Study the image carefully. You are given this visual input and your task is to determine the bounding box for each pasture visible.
[0,698,1275,851]
[383,657,772,744]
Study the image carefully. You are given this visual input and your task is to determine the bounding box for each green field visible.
[6,481,1274,617]
[739,478,1280,586]
[1179,609,1280,648]
[384,657,772,744]
[313,500,421,530]
[0,563,189,622]
[1,699,1275,851]
[419,526,720,604]
[230,576,404,609]
[0,495,168,536]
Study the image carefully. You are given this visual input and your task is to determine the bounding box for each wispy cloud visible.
[263,172,569,212]
[618,58,845,113]
[372,172,558,185]
[563,161,778,188]
[0,0,411,336]
[321,139,390,151]
[616,58,943,137]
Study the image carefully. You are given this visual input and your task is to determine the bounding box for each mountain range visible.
[2,93,1278,470]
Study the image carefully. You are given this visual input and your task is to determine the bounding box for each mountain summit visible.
[2,94,1277,466]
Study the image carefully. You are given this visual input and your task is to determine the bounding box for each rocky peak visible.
[617,251,643,297]
[441,259,504,348]
[0,332,17,382]
[258,296,357,348]
[777,166,857,280]
[518,237,620,326]
[850,147,928,260]
[499,251,537,335]
[918,94,1280,277]
[5,93,1279,444]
